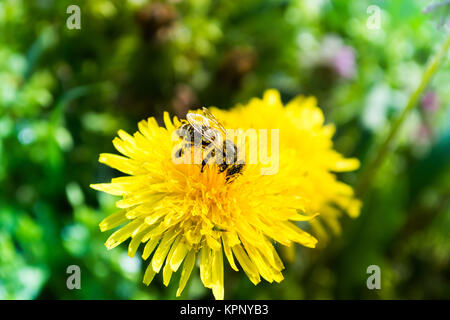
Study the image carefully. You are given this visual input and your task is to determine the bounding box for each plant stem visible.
[356,33,450,198]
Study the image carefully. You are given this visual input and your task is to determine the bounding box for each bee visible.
[174,107,244,182]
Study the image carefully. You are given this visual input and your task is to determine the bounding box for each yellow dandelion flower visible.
[212,89,362,242]
[91,112,318,299]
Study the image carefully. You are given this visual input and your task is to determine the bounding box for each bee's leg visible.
[200,147,216,172]
[174,142,193,160]
[220,140,239,173]
[218,147,228,173]
[174,147,183,158]
[224,140,240,163]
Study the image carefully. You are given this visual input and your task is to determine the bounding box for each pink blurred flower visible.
[332,45,356,79]
[421,90,440,112]
[317,36,357,79]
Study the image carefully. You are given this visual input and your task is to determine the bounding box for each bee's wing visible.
[186,110,224,149]
[201,107,226,136]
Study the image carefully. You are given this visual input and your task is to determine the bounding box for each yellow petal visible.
[240,239,274,283]
[176,250,196,297]
[222,235,238,272]
[331,158,360,172]
[90,183,126,196]
[211,248,224,300]
[143,263,157,286]
[263,89,281,107]
[163,112,175,132]
[116,190,158,209]
[231,244,260,285]
[98,153,145,175]
[281,222,318,248]
[99,210,128,232]
[164,236,181,270]
[104,218,143,250]
[206,235,221,251]
[162,262,173,286]
[142,234,162,260]
[200,246,213,288]
[169,240,189,272]
[151,229,177,273]
[128,224,153,257]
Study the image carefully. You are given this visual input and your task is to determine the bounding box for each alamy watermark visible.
[366,5,381,30]
[366,265,381,290]
[66,265,81,290]
[66,5,81,30]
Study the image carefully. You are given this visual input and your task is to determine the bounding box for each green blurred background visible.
[0,0,449,299]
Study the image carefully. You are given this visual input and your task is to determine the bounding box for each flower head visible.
[91,111,318,299]
[212,89,361,241]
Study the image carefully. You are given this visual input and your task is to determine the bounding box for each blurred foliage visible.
[0,0,449,299]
